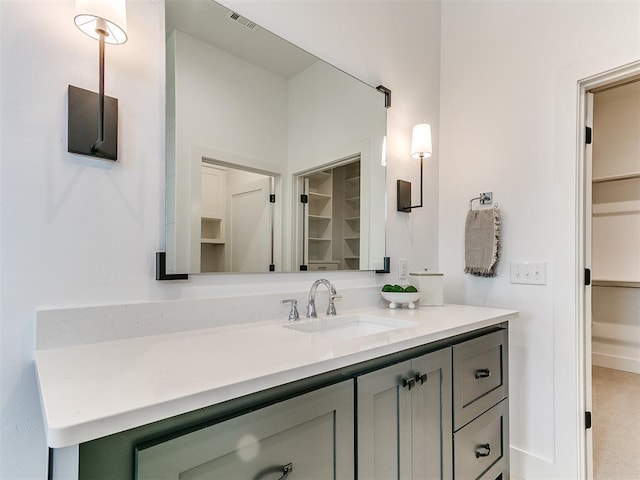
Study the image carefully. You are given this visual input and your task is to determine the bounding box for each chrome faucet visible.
[306,279,342,318]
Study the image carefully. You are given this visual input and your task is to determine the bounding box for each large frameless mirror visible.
[164,0,387,274]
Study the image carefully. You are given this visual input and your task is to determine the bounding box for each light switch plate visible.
[510,261,547,285]
[398,258,408,281]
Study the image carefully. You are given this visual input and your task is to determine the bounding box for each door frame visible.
[576,62,640,479]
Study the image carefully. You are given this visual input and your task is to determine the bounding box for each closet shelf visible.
[592,171,640,183]
[308,192,332,200]
[201,238,225,245]
[592,200,640,215]
[592,280,640,288]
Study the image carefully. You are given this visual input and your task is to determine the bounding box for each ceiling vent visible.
[228,11,258,31]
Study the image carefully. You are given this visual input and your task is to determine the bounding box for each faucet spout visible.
[306,279,341,318]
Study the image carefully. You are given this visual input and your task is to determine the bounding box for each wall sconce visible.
[68,0,127,161]
[397,123,432,212]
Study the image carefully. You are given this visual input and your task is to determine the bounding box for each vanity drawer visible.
[453,328,508,430]
[454,399,509,480]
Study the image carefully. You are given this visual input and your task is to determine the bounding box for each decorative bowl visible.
[381,291,421,309]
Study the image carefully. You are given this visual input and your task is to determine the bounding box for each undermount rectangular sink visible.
[284,314,417,340]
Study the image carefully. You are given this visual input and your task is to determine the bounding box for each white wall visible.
[174,30,289,171]
[0,1,441,478]
[439,1,640,478]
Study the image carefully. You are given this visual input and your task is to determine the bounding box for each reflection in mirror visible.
[299,157,361,272]
[165,0,387,274]
[200,161,275,273]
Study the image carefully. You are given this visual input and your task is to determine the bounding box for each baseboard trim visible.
[510,446,555,479]
[592,352,640,374]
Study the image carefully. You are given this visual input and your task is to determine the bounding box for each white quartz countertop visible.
[35,304,517,448]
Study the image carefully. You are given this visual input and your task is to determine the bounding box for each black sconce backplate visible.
[397,180,413,212]
[68,85,118,161]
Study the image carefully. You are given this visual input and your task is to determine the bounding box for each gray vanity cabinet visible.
[135,380,354,480]
[74,325,509,480]
[357,348,453,479]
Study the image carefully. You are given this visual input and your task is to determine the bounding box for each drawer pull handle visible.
[414,372,428,385]
[475,368,491,379]
[277,463,293,480]
[475,443,491,458]
[402,377,416,390]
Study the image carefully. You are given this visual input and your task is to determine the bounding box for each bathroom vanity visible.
[35,300,515,479]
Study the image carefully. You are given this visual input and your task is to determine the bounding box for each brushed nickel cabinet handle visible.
[414,372,428,385]
[402,377,416,390]
[475,443,491,458]
[277,463,293,480]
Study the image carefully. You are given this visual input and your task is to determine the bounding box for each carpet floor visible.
[592,366,640,480]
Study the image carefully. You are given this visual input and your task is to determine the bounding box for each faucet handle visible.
[280,299,300,322]
[326,293,342,316]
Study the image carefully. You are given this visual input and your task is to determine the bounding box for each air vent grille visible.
[228,11,258,31]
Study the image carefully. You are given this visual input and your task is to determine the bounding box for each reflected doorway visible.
[297,156,361,271]
[200,161,276,273]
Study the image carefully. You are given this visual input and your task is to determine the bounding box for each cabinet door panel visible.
[136,381,354,480]
[357,361,412,479]
[411,348,453,479]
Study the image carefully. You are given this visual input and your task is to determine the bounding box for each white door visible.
[228,178,271,273]
[584,91,594,479]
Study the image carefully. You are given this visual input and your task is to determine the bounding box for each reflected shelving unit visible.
[341,162,361,270]
[301,158,361,271]
[200,163,226,272]
[307,171,339,271]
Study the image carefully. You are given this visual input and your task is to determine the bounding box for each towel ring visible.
[469,192,493,210]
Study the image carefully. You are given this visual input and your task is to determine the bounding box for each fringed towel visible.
[464,208,501,277]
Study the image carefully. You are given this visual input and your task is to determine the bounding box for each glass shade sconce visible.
[68,0,127,161]
[397,123,432,212]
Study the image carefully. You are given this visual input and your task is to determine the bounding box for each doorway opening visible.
[200,159,277,273]
[578,64,640,479]
[295,155,362,272]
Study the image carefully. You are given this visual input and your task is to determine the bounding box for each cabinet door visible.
[136,381,354,480]
[411,348,453,479]
[357,360,412,479]
[357,348,452,480]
